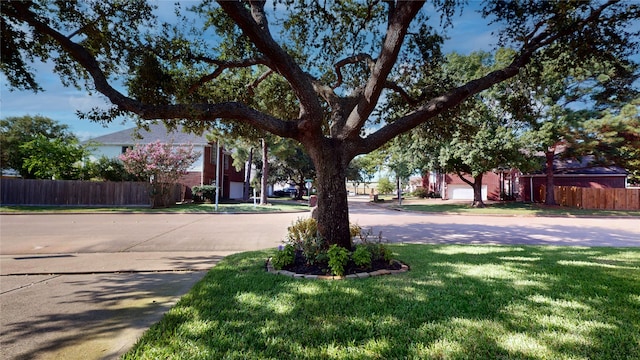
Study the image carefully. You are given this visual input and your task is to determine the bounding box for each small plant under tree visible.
[272,218,397,276]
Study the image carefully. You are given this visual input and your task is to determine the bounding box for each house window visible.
[224,154,230,170]
[210,147,217,165]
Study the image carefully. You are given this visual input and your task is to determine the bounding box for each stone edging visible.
[266,258,409,280]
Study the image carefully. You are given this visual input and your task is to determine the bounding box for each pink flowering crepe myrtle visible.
[119,140,201,207]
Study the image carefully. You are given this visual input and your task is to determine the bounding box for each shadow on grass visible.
[124,246,640,359]
[2,269,210,360]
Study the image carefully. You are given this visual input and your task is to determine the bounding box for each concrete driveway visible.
[1,201,639,359]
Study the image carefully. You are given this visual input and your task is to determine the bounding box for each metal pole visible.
[215,141,220,211]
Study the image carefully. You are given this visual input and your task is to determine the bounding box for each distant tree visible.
[384,50,531,207]
[89,156,140,182]
[376,177,395,195]
[119,141,200,207]
[579,99,640,185]
[346,158,365,195]
[19,134,90,180]
[501,52,638,204]
[347,152,385,195]
[0,115,77,178]
[269,138,316,199]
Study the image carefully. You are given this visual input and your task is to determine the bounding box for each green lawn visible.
[385,200,640,217]
[0,199,310,214]
[124,244,640,360]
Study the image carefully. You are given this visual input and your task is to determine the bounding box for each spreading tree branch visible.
[339,1,425,140]
[350,0,624,157]
[246,69,275,96]
[188,57,270,94]
[6,2,296,139]
[383,80,425,106]
[217,0,323,131]
[332,53,375,89]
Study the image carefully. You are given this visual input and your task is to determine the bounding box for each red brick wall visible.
[203,147,216,185]
[179,172,202,188]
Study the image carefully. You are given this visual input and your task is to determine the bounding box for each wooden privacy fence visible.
[540,185,640,210]
[1,178,183,207]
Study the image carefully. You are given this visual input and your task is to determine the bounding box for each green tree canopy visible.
[579,99,640,185]
[0,115,79,178]
[3,0,638,248]
[19,134,89,180]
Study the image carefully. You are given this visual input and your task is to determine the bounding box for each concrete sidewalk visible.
[2,270,207,360]
[1,212,304,360]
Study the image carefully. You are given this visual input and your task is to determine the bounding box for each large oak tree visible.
[3,0,638,249]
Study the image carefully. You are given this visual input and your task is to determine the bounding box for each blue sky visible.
[0,1,497,140]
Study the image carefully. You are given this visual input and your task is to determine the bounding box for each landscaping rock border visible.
[266,258,409,280]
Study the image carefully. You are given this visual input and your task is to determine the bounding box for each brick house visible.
[88,124,245,199]
[519,156,627,202]
[424,169,519,201]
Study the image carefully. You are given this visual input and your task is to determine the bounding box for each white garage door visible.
[449,184,487,200]
[229,182,244,200]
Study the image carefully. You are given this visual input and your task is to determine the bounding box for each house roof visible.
[88,123,211,146]
[528,155,627,176]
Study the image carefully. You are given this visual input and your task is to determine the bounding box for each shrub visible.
[327,245,349,276]
[412,188,429,198]
[349,223,362,238]
[377,177,394,194]
[352,245,371,268]
[286,218,325,265]
[287,218,318,243]
[355,227,392,264]
[192,185,216,202]
[360,243,389,264]
[428,191,441,198]
[271,244,295,270]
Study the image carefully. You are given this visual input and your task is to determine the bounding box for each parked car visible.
[273,187,297,198]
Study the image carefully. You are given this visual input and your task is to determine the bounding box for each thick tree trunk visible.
[295,178,305,200]
[544,150,556,205]
[310,140,352,250]
[471,173,485,208]
[260,139,268,205]
[396,176,402,206]
[244,147,253,202]
[455,171,485,208]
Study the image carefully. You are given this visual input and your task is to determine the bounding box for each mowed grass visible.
[389,201,640,217]
[124,244,640,360]
[0,199,309,214]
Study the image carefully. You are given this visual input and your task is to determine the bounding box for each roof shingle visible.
[89,124,210,146]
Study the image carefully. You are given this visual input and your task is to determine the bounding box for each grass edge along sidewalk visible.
[123,244,640,360]
[378,199,640,217]
[0,200,310,214]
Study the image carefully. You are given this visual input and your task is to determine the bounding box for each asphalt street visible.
[1,198,639,359]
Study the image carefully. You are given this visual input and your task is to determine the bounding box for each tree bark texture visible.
[456,172,485,208]
[471,173,485,208]
[308,140,352,250]
[545,150,556,205]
